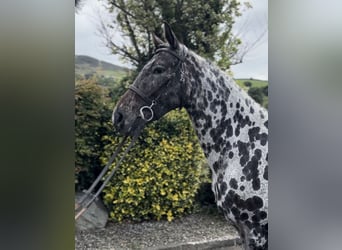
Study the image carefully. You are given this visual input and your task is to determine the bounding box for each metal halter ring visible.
[140,101,156,122]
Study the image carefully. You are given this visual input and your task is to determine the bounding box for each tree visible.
[248,87,264,105]
[100,0,243,71]
[244,81,252,87]
[75,0,83,12]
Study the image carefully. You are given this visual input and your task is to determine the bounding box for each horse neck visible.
[183,52,268,168]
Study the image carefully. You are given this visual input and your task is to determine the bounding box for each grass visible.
[235,79,268,108]
[95,70,128,82]
[75,66,128,81]
[235,79,268,90]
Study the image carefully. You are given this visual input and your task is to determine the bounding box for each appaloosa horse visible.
[112,23,268,250]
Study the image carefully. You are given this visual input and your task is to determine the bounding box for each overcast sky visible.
[75,0,268,80]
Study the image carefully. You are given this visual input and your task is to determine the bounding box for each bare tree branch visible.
[108,0,136,18]
[118,0,142,60]
[231,25,267,65]
[97,13,139,64]
[109,40,140,64]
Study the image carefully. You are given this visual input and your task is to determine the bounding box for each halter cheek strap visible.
[128,46,187,122]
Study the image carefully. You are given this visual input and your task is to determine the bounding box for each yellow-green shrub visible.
[101,109,206,222]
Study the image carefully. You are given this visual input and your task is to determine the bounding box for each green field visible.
[76,67,128,81]
[235,79,268,108]
[235,79,268,90]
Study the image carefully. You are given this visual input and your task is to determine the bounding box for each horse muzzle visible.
[112,108,146,136]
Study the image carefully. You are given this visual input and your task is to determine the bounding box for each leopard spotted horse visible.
[112,23,268,250]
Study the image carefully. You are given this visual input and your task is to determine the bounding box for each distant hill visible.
[75,55,129,81]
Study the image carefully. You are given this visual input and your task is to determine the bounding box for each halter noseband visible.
[128,47,187,122]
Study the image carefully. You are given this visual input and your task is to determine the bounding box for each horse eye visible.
[153,66,165,74]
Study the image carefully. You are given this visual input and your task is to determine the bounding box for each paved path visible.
[76,210,242,249]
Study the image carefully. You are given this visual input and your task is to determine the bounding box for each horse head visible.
[112,23,188,136]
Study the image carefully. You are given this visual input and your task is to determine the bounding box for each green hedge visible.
[101,109,207,222]
[75,77,112,191]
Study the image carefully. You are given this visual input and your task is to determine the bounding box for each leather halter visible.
[128,47,186,121]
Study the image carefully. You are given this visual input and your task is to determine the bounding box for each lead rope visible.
[75,133,140,220]
[75,135,128,211]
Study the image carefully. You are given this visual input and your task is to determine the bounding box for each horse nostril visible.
[113,111,123,125]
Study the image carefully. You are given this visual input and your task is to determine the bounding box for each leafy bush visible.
[262,85,268,97]
[101,109,207,222]
[97,75,117,87]
[248,87,264,105]
[108,75,131,102]
[75,77,113,191]
[244,81,252,87]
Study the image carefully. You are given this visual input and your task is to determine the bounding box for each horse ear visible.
[152,33,164,48]
[163,22,179,50]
